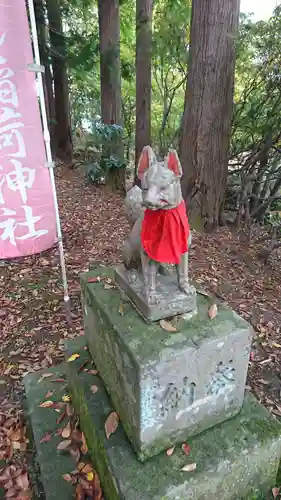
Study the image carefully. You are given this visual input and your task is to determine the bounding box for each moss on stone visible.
[24,366,76,500]
[65,344,121,500]
[80,267,250,366]
[66,337,281,500]
[80,267,254,460]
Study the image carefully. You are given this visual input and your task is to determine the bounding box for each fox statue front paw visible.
[144,287,157,306]
[178,279,191,296]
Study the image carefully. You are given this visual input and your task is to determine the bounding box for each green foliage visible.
[86,154,126,184]
[61,0,100,129]
[74,123,126,184]
[85,160,104,184]
[266,211,281,227]
[61,0,191,156]
[92,123,124,142]
[57,0,281,213]
[232,7,281,158]
[228,7,281,221]
[152,0,191,151]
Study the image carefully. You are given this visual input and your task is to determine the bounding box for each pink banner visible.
[0,0,57,259]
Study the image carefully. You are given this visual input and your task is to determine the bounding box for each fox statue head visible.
[137,146,183,211]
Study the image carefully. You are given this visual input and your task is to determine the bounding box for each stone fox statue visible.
[123,145,192,306]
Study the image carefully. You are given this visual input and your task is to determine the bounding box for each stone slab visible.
[81,267,253,461]
[65,338,281,500]
[24,365,76,500]
[115,264,197,321]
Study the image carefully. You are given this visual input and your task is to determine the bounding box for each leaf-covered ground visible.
[1,167,281,498]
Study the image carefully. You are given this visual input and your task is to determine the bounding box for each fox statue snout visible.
[123,146,192,306]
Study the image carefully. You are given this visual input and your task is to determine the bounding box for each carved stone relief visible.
[151,360,236,420]
[153,377,196,418]
[206,360,236,396]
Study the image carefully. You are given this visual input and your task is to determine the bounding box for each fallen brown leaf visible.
[44,391,54,399]
[37,373,53,384]
[5,487,18,498]
[3,417,16,429]
[258,378,270,385]
[250,351,255,361]
[159,319,177,332]
[104,283,114,289]
[208,303,218,320]
[181,463,197,472]
[66,403,74,417]
[71,429,83,443]
[62,421,72,439]
[87,276,101,283]
[81,433,88,454]
[118,304,124,316]
[272,487,280,498]
[78,360,88,373]
[181,443,191,456]
[40,432,52,443]
[272,342,281,349]
[80,463,93,474]
[15,472,29,490]
[67,353,80,362]
[16,489,32,499]
[165,446,175,456]
[9,428,22,442]
[77,462,86,472]
[69,445,81,463]
[75,482,85,500]
[105,412,119,439]
[87,369,98,375]
[57,439,72,451]
[56,409,67,425]
[63,473,72,482]
[39,400,54,408]
[93,473,103,500]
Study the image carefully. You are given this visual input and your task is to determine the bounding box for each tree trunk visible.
[179,0,240,230]
[98,0,124,191]
[34,0,56,149]
[135,0,153,176]
[46,0,73,163]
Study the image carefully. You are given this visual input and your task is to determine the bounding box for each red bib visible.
[141,200,190,264]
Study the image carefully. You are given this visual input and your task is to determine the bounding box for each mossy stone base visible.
[66,338,281,500]
[81,267,253,461]
[24,365,76,500]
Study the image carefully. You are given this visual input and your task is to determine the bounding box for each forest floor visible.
[1,166,281,498]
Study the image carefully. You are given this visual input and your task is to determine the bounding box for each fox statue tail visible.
[124,186,144,226]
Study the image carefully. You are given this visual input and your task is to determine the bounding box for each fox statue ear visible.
[166,150,182,177]
[137,145,155,180]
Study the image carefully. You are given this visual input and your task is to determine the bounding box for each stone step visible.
[65,337,281,500]
[24,364,78,500]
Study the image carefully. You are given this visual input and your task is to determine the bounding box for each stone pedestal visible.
[81,267,253,462]
[23,338,281,500]
[115,264,197,322]
[65,337,281,500]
